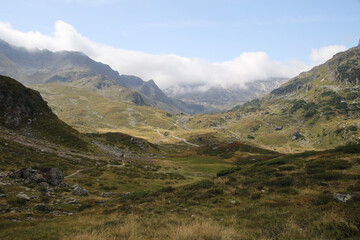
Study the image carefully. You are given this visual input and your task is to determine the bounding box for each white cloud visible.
[0,20,312,90]
[310,45,348,65]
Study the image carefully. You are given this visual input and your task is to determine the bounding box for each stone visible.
[10,167,64,186]
[72,186,89,196]
[16,193,30,201]
[42,168,64,186]
[39,182,50,188]
[101,192,114,198]
[68,198,78,204]
[35,203,50,212]
[333,193,352,202]
[0,172,9,178]
[292,132,303,140]
[274,126,283,131]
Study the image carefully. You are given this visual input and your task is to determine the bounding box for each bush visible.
[216,166,241,177]
[335,144,360,153]
[268,176,295,187]
[185,180,214,190]
[160,186,175,193]
[250,193,261,200]
[313,171,343,181]
[277,187,298,195]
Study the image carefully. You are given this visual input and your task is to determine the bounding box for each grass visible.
[1,138,360,239]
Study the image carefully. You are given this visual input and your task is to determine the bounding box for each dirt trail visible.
[65,169,85,178]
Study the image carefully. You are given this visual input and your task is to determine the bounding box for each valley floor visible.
[1,127,360,239]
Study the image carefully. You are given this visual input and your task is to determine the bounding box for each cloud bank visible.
[310,45,348,65]
[0,21,347,90]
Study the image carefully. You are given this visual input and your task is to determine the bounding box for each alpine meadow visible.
[0,1,360,239]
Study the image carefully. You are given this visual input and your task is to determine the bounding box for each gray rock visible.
[292,132,304,140]
[0,172,9,178]
[72,186,89,196]
[16,193,30,201]
[10,167,64,186]
[44,168,64,186]
[333,193,352,202]
[39,182,50,189]
[101,192,114,198]
[68,198,78,204]
[274,126,283,131]
[35,203,50,212]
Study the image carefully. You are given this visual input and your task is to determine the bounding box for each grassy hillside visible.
[0,76,91,151]
[187,45,360,152]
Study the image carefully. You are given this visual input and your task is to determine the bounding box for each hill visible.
[188,44,360,151]
[0,75,91,150]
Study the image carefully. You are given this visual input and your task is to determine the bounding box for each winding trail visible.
[65,169,85,178]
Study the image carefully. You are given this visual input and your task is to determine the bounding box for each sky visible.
[0,0,359,91]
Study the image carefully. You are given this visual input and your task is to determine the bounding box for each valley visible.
[0,41,359,240]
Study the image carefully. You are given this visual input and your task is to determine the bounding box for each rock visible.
[333,193,352,202]
[42,168,64,186]
[0,172,9,178]
[68,198,78,204]
[101,192,114,198]
[16,193,30,201]
[35,203,50,212]
[10,167,64,186]
[274,126,283,131]
[230,200,236,204]
[72,186,89,196]
[95,200,106,204]
[292,132,304,140]
[39,182,50,189]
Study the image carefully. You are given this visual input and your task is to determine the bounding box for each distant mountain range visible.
[0,39,204,114]
[0,39,284,114]
[165,78,288,112]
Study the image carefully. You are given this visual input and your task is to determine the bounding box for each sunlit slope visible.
[188,44,360,152]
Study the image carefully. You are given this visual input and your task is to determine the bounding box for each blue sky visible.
[0,0,359,89]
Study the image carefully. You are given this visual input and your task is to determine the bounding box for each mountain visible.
[0,39,204,114]
[0,75,91,150]
[189,43,360,151]
[165,78,288,112]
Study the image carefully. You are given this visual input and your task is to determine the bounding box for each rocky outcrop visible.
[10,167,64,187]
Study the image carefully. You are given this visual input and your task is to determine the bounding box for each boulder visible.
[292,132,304,140]
[42,168,64,186]
[274,126,283,131]
[10,167,64,186]
[16,193,30,201]
[72,186,89,196]
[101,192,114,198]
[333,193,352,202]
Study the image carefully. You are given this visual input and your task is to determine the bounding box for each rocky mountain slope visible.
[188,43,360,151]
[0,75,91,150]
[0,39,204,114]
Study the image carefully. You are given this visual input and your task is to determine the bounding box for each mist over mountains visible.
[0,39,286,113]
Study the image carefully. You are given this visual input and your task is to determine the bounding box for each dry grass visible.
[63,214,242,240]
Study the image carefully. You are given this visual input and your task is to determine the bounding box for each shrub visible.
[160,186,175,193]
[216,166,241,177]
[313,171,343,181]
[185,180,214,190]
[250,193,261,200]
[277,187,298,195]
[335,144,360,153]
[268,176,295,187]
